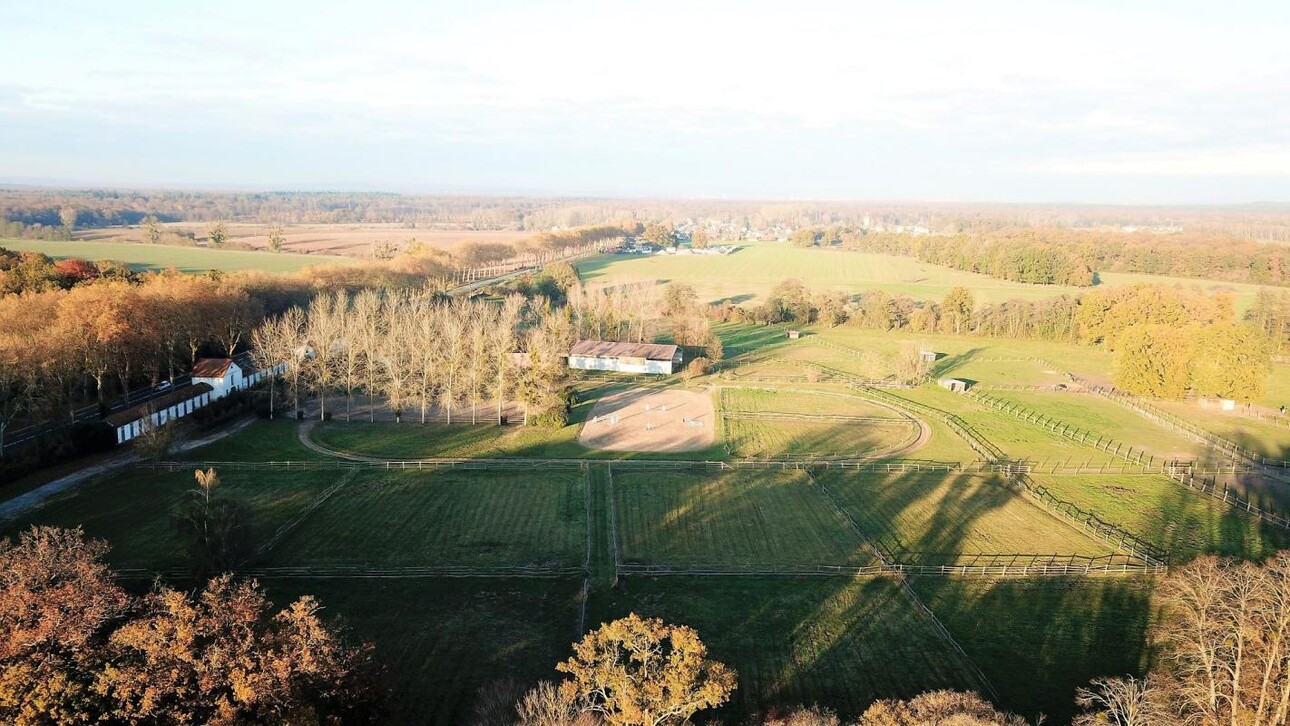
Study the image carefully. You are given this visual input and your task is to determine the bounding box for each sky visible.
[1,0,1288,203]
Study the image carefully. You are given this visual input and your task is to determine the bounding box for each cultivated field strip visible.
[264,469,587,570]
[613,469,875,568]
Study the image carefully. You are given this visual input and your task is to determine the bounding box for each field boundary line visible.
[578,465,592,635]
[253,468,361,560]
[804,469,894,567]
[607,463,621,581]
[897,576,1000,704]
[615,559,1163,577]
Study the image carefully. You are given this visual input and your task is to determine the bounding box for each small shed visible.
[192,358,248,400]
[1221,399,1237,411]
[787,330,802,340]
[919,350,940,362]
[939,378,970,393]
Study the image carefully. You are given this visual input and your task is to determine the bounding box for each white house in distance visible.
[192,356,285,399]
[567,340,682,375]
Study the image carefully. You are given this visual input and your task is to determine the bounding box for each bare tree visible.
[1074,677,1162,726]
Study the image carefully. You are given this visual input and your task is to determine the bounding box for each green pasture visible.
[1154,400,1290,461]
[612,468,874,568]
[813,470,1113,563]
[723,419,918,459]
[991,391,1210,461]
[587,576,980,721]
[267,469,586,568]
[0,238,354,274]
[1027,473,1290,561]
[719,387,904,418]
[910,577,1157,723]
[577,243,1271,311]
[180,419,331,461]
[2,466,334,570]
[895,386,1125,466]
[263,577,582,725]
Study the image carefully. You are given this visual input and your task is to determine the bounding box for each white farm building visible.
[568,341,682,375]
[192,357,284,400]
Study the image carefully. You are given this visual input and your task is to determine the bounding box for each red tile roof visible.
[192,358,234,379]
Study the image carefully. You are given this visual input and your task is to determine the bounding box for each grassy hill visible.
[577,242,1273,312]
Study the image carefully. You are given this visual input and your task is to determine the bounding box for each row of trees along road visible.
[253,291,577,427]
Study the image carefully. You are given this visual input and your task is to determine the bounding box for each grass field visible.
[895,386,1126,466]
[263,577,582,725]
[813,470,1113,563]
[2,466,335,570]
[578,243,1274,312]
[1027,473,1290,561]
[723,419,918,458]
[0,238,354,274]
[180,419,332,461]
[587,576,980,721]
[991,391,1210,460]
[910,577,1156,723]
[267,469,586,569]
[613,469,875,568]
[1154,400,1290,460]
[720,388,906,418]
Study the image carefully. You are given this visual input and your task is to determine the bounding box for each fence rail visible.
[617,556,1163,578]
[114,564,584,580]
[964,389,1159,467]
[1165,469,1290,531]
[854,387,1007,461]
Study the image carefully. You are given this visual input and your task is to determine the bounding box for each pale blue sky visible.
[2,0,1288,203]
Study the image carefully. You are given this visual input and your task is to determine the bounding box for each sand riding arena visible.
[578,387,716,453]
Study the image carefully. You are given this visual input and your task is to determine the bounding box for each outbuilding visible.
[568,340,682,375]
[939,378,970,393]
[107,383,214,445]
[193,356,285,400]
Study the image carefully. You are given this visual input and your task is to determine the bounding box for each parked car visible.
[154,380,172,392]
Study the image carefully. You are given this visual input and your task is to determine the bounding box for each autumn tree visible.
[662,282,698,317]
[857,690,1024,726]
[97,575,379,724]
[941,286,975,335]
[1112,324,1194,398]
[0,527,129,726]
[640,222,675,248]
[557,613,736,726]
[1189,321,1272,402]
[142,214,162,244]
[206,221,229,248]
[171,468,251,575]
[59,206,78,231]
[690,229,711,249]
[268,224,286,252]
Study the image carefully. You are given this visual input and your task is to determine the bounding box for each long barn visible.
[567,340,682,375]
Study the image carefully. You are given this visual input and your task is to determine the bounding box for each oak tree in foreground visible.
[557,612,736,726]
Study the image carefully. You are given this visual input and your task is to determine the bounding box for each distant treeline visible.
[827,227,1290,288]
[6,188,1290,239]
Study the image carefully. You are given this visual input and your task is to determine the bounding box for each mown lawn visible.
[812,470,1113,563]
[180,418,332,462]
[262,577,582,726]
[588,576,980,721]
[0,238,353,274]
[267,469,586,569]
[719,387,905,418]
[911,577,1158,724]
[1028,473,1290,561]
[613,468,874,568]
[2,466,335,570]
